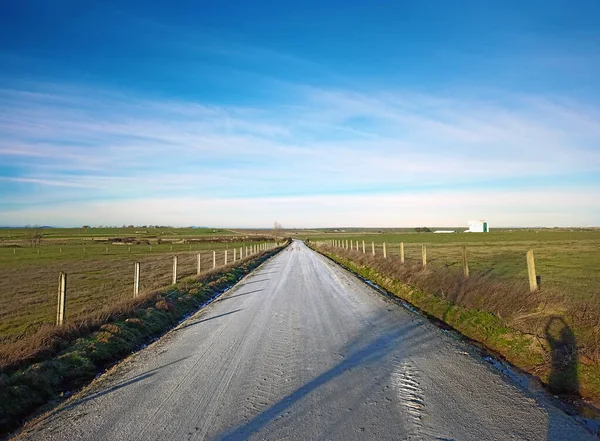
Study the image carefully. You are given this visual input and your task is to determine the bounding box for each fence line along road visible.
[16,240,593,441]
[314,239,541,293]
[49,242,278,327]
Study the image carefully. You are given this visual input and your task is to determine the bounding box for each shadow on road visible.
[238,278,270,286]
[543,316,589,440]
[53,356,191,414]
[212,320,426,441]
[215,290,263,302]
[176,309,243,331]
[545,316,579,395]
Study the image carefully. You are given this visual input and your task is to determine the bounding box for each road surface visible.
[15,240,594,440]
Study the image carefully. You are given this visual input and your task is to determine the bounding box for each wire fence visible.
[314,238,547,292]
[0,241,278,340]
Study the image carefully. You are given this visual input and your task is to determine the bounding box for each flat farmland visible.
[304,229,600,301]
[0,227,274,341]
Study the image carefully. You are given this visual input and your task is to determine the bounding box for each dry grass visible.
[0,245,276,371]
[0,294,154,372]
[308,230,600,302]
[0,245,268,340]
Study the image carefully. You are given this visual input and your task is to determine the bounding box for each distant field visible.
[303,229,600,301]
[0,227,276,341]
[0,226,237,241]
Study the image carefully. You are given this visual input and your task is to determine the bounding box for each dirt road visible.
[15,240,594,440]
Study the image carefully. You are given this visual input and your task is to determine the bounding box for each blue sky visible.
[1,1,599,227]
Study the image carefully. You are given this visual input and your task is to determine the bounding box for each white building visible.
[465,220,489,233]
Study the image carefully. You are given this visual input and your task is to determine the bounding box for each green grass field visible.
[0,227,277,341]
[0,226,234,241]
[303,229,600,301]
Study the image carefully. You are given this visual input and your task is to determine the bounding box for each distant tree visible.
[415,227,432,233]
[273,221,283,238]
[25,227,43,247]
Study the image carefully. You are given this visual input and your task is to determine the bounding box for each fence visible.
[0,242,278,335]
[314,239,540,293]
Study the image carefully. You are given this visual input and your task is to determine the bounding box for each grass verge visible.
[0,244,287,437]
[311,244,600,412]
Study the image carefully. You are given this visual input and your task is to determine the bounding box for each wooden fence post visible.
[383,242,387,258]
[400,242,404,264]
[362,240,365,253]
[372,242,375,255]
[57,272,67,326]
[462,245,469,278]
[197,253,201,275]
[172,256,178,284]
[526,249,538,292]
[213,251,216,269]
[233,248,237,261]
[225,249,228,265]
[240,247,243,259]
[134,262,140,297]
[422,245,427,267]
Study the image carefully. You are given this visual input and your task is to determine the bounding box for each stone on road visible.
[14,241,594,440]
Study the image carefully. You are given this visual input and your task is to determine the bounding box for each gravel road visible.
[15,240,595,441]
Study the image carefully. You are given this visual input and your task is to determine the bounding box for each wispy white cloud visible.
[1,81,599,226]
[1,189,598,228]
